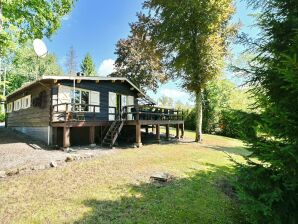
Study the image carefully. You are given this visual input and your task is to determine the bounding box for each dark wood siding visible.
[6,84,51,127]
[6,79,140,126]
[60,80,138,120]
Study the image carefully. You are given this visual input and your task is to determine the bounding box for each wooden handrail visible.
[51,103,184,122]
[51,103,101,122]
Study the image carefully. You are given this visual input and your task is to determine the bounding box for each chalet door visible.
[109,92,117,120]
[116,94,122,114]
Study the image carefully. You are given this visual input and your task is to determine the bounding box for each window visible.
[71,89,90,111]
[14,99,21,111]
[21,95,31,109]
[90,91,100,112]
[6,102,13,113]
[81,90,89,111]
[109,92,117,120]
[58,85,71,112]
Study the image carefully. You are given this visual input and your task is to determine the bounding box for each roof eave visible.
[6,76,156,105]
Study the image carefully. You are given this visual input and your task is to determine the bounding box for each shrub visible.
[183,109,196,131]
[0,112,5,122]
[218,110,258,139]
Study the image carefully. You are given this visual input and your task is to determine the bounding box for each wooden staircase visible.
[102,113,125,148]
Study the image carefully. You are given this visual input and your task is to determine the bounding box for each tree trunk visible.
[195,90,203,142]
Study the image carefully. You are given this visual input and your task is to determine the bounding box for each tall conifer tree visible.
[235,0,298,222]
[81,53,95,76]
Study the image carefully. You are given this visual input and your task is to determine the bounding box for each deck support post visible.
[181,123,184,139]
[145,127,149,134]
[175,124,180,139]
[165,124,170,141]
[135,122,142,147]
[89,126,95,146]
[156,124,160,143]
[63,126,70,148]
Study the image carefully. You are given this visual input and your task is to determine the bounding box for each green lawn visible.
[0,130,247,224]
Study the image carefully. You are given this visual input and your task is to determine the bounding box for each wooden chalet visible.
[5,75,184,148]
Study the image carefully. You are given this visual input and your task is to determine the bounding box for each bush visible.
[0,112,5,122]
[183,109,196,131]
[184,108,258,140]
[218,110,259,139]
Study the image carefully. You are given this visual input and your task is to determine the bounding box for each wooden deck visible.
[51,103,184,148]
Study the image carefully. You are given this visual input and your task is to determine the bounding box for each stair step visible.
[102,119,124,147]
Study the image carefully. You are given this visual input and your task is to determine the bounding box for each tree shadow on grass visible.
[203,145,250,156]
[74,165,244,224]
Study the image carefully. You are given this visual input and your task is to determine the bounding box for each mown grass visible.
[0,130,247,224]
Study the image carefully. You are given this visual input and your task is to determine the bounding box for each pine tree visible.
[235,0,298,223]
[80,53,96,76]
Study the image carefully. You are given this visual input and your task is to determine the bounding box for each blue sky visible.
[45,0,257,104]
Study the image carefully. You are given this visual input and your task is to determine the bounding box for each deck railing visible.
[122,105,184,121]
[52,103,102,122]
[51,103,184,122]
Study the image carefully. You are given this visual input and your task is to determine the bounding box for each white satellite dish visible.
[33,39,48,58]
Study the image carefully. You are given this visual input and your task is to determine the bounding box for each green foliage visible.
[80,53,95,76]
[0,112,5,122]
[0,95,5,121]
[183,109,196,131]
[218,110,258,139]
[112,13,168,92]
[203,79,234,133]
[234,0,298,223]
[2,45,62,95]
[143,0,237,141]
[0,0,75,56]
[183,78,255,135]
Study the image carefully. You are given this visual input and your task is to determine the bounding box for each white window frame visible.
[71,88,91,112]
[21,95,31,109]
[6,102,13,113]
[109,92,117,121]
[126,95,134,120]
[58,85,72,112]
[90,91,100,113]
[14,99,21,111]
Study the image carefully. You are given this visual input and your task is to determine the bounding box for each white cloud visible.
[159,88,188,99]
[98,59,115,76]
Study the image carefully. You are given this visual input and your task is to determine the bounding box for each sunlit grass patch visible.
[0,133,246,223]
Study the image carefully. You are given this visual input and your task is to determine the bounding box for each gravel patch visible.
[0,126,114,174]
